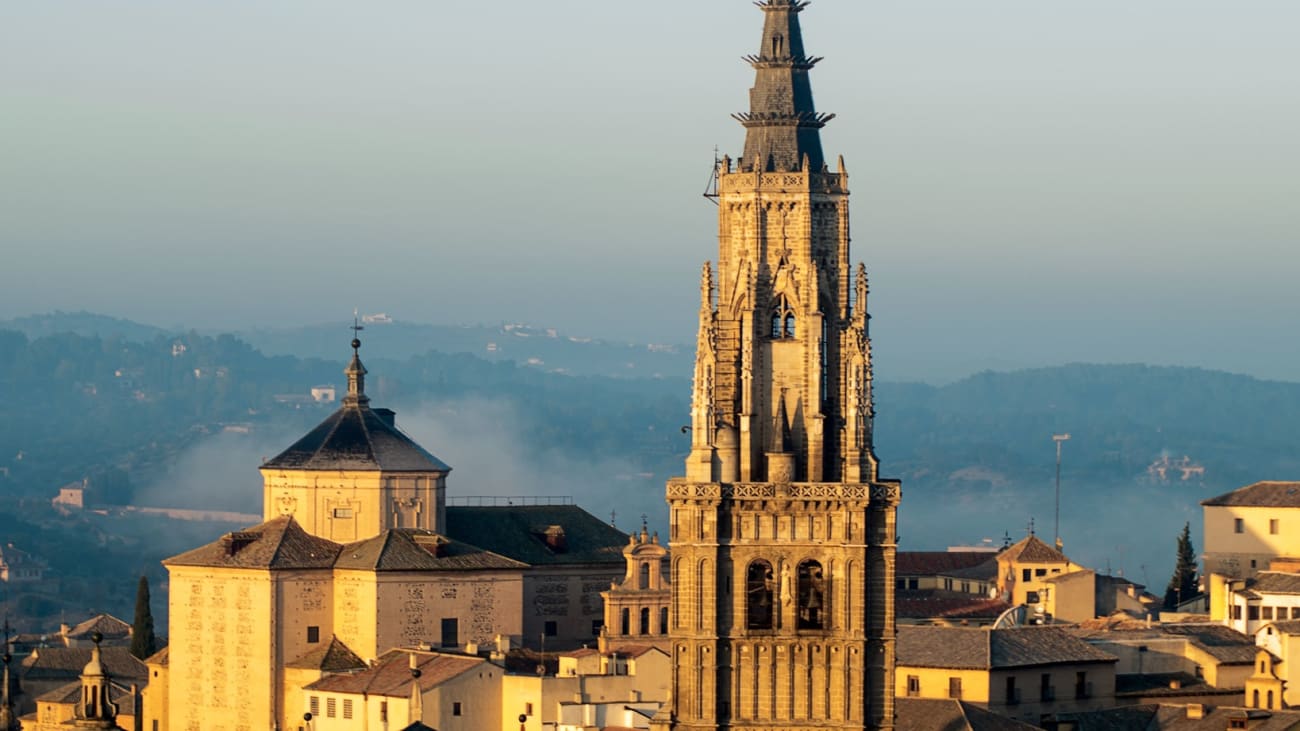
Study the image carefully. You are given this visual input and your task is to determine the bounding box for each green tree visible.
[130,575,158,659]
[1163,522,1199,611]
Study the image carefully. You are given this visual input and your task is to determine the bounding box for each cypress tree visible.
[130,575,158,660]
[1163,522,1199,611]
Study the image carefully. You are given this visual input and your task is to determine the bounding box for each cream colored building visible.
[1203,481,1300,582]
[896,625,1117,725]
[1253,620,1300,708]
[161,341,626,730]
[599,523,670,654]
[655,2,900,730]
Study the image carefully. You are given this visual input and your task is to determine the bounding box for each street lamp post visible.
[1053,434,1071,549]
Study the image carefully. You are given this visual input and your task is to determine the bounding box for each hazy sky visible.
[3,1,1298,382]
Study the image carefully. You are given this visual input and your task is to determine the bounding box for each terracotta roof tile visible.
[1249,572,1300,595]
[896,590,1012,621]
[1001,535,1069,564]
[896,698,1044,731]
[897,552,999,579]
[64,614,131,640]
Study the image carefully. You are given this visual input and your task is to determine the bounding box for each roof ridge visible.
[309,407,350,466]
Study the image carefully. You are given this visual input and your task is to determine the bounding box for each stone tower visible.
[659,2,901,730]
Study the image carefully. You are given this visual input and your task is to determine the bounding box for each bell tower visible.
[661,2,900,730]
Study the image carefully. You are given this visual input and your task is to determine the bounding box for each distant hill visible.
[237,319,693,380]
[0,311,173,342]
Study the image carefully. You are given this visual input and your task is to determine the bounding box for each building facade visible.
[657,2,901,729]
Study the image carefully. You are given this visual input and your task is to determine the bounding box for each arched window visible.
[1254,689,1261,707]
[797,560,826,630]
[1268,690,1275,708]
[660,606,669,634]
[639,562,650,590]
[771,295,795,339]
[640,607,651,635]
[620,608,630,636]
[746,560,775,630]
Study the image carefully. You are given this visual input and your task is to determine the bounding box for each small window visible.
[326,698,336,718]
[1035,569,1047,577]
[640,607,651,635]
[1232,605,1243,620]
[895,579,905,590]
[333,507,354,519]
[380,701,387,723]
[1250,605,1260,620]
[525,702,534,716]
[943,578,953,591]
[1271,519,1280,535]
[544,621,558,637]
[1235,518,1245,534]
[961,581,971,593]
[906,675,920,696]
[907,578,919,591]
[453,702,463,717]
[660,606,669,634]
[342,699,352,720]
[1022,569,1032,582]
[621,608,630,635]
[306,626,320,644]
[1264,607,1275,620]
[948,677,962,699]
[309,696,319,716]
[441,618,459,648]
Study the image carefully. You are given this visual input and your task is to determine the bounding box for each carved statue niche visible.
[746,561,775,630]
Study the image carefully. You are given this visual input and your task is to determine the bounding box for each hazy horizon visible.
[4,1,1298,383]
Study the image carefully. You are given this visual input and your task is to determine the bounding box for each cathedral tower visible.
[661,2,900,729]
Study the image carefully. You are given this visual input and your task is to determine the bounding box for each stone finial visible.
[700,261,714,314]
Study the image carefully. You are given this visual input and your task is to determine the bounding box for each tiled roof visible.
[262,403,449,472]
[1265,619,1300,635]
[1202,481,1300,508]
[1152,704,1300,730]
[1044,705,1159,731]
[305,650,485,697]
[1001,535,1069,564]
[896,590,1012,621]
[22,647,147,682]
[444,505,626,567]
[1249,572,1300,595]
[898,626,1116,670]
[36,679,138,715]
[143,646,169,666]
[1067,622,1257,665]
[65,613,131,640]
[287,637,367,672]
[1114,672,1238,699]
[895,698,1044,731]
[163,515,341,570]
[334,529,526,572]
[897,552,999,579]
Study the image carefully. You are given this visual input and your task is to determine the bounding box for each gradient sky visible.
[3,1,1298,382]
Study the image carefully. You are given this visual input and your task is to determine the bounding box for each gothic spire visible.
[733,0,834,173]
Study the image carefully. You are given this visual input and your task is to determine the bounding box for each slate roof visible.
[895,698,1044,731]
[897,552,999,579]
[896,590,1013,621]
[1068,622,1257,665]
[334,529,526,573]
[162,515,341,570]
[65,614,131,641]
[262,403,449,472]
[1265,620,1300,635]
[1203,481,1300,508]
[21,646,147,682]
[444,505,627,567]
[1151,705,1300,730]
[1249,572,1300,595]
[1114,672,1239,699]
[286,636,367,672]
[1001,535,1069,564]
[305,650,485,697]
[898,626,1116,670]
[36,679,138,715]
[1043,704,1160,731]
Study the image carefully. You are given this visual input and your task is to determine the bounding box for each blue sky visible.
[2,1,1297,382]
